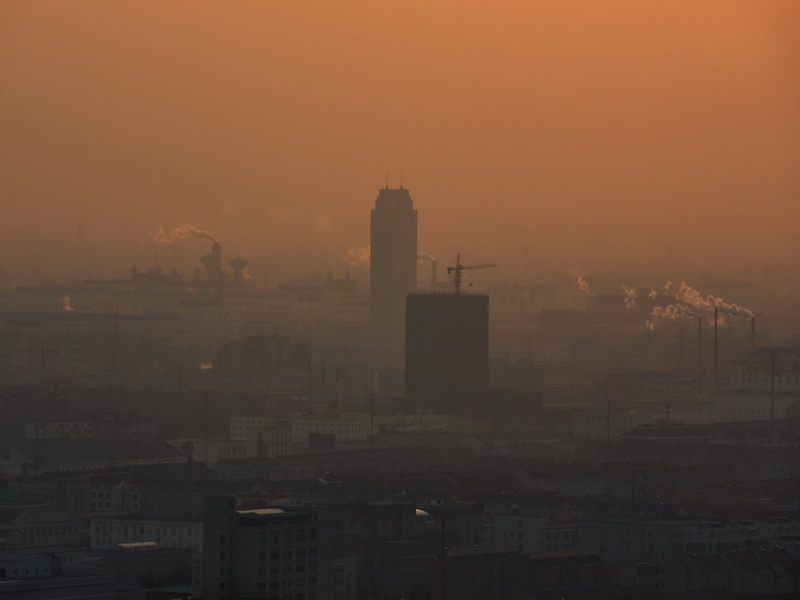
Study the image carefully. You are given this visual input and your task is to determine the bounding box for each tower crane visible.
[446,253,497,293]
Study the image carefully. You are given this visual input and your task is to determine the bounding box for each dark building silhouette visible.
[370,186,417,341]
[405,293,489,410]
[203,496,334,600]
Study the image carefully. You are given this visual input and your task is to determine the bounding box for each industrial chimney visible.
[229,256,249,283]
[200,242,224,283]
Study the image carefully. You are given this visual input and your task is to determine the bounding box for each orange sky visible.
[1,1,798,286]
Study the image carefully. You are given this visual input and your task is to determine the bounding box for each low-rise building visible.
[231,412,370,444]
[89,517,203,553]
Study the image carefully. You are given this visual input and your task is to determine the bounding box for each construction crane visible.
[446,253,497,293]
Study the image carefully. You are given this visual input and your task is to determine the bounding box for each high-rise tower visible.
[370,185,417,340]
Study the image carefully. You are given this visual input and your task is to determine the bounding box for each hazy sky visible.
[1,1,798,286]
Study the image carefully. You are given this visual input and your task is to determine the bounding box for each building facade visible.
[203,497,334,600]
[370,186,417,342]
[405,293,489,410]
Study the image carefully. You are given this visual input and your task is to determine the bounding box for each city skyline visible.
[1,1,799,287]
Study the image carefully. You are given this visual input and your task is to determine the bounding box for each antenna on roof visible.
[400,171,403,189]
[385,172,389,189]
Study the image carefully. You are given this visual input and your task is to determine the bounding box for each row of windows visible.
[249,548,318,561]
[96,524,199,536]
[255,528,318,545]
[740,370,800,382]
[253,578,318,591]
[22,527,76,538]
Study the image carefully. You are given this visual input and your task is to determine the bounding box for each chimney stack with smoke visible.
[201,242,224,283]
[229,256,249,283]
[416,252,437,289]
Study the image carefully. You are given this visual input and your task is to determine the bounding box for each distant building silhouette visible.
[405,292,489,410]
[370,185,417,341]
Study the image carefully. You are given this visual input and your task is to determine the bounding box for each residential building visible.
[89,517,203,553]
[202,496,334,600]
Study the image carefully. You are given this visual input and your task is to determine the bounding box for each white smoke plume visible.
[646,303,700,330]
[345,246,370,267]
[153,224,218,245]
[648,289,657,299]
[673,282,754,317]
[622,286,638,309]
[61,296,74,312]
[416,252,436,262]
[576,276,590,294]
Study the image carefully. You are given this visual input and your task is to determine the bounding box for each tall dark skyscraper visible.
[370,185,417,340]
[405,292,489,410]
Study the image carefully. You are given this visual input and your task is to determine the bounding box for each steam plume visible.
[622,286,638,309]
[416,252,436,262]
[153,224,218,245]
[646,303,700,330]
[576,276,590,294]
[673,281,753,317]
[61,296,74,312]
[345,246,370,266]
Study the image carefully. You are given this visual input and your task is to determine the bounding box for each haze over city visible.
[3,4,800,599]
[2,1,799,286]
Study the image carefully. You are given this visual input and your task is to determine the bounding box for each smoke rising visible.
[674,281,754,317]
[646,281,753,329]
[576,276,590,295]
[417,252,436,262]
[622,286,638,309]
[344,246,370,267]
[152,224,218,245]
[646,303,700,330]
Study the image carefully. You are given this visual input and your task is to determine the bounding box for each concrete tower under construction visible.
[370,185,417,341]
[405,292,489,410]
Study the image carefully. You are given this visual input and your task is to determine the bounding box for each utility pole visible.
[204,390,209,464]
[369,389,374,451]
[697,315,702,382]
[771,351,776,431]
[713,306,719,382]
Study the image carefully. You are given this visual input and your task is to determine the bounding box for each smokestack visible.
[751,316,756,351]
[697,315,702,381]
[229,256,249,283]
[430,260,437,288]
[212,242,222,282]
[714,306,718,381]
[201,243,224,283]
[200,254,215,282]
